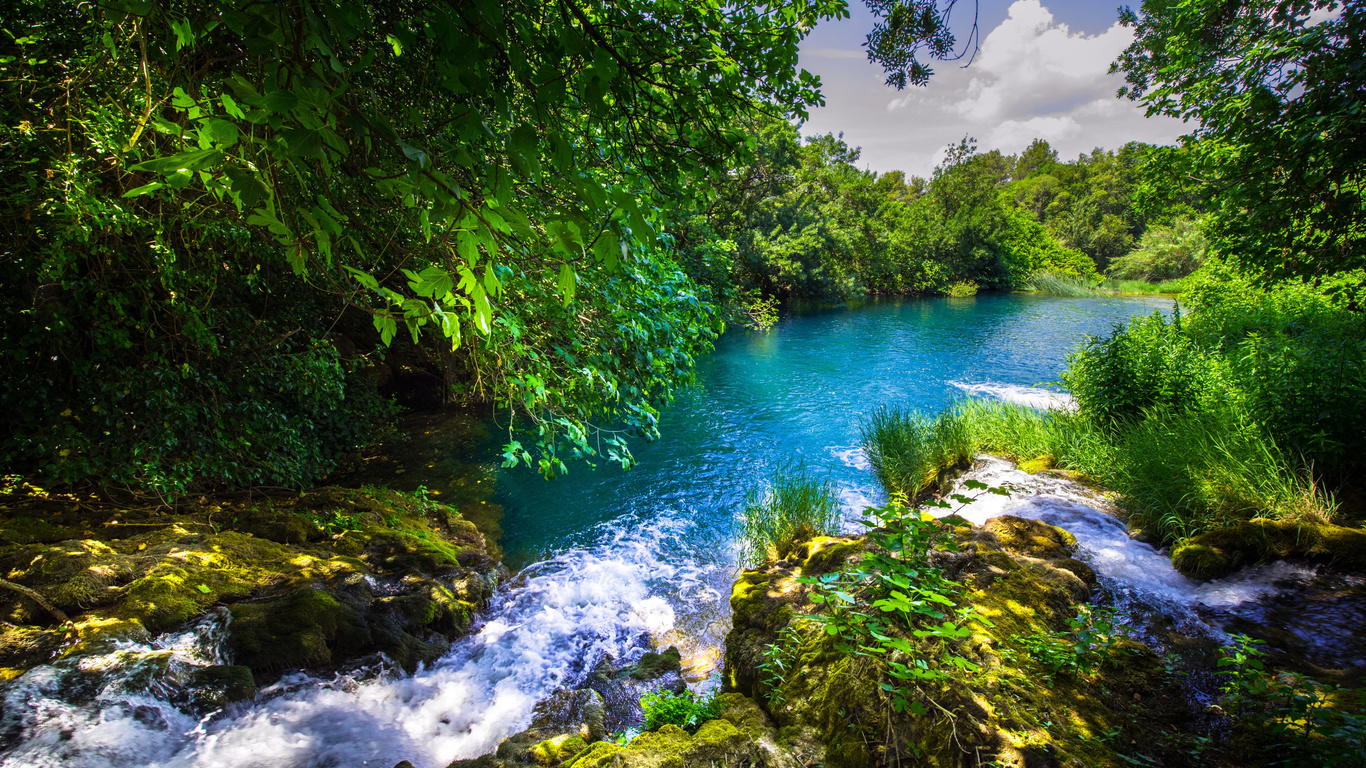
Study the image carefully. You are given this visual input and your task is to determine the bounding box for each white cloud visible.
[798,0,1188,177]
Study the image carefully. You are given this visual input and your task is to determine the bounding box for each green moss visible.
[228,587,369,670]
[1172,518,1366,580]
[1018,454,1056,474]
[798,536,864,575]
[527,734,588,766]
[984,516,1078,559]
[561,741,622,768]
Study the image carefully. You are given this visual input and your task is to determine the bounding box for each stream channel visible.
[3,294,1362,768]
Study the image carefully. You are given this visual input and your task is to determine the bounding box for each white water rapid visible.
[0,513,733,768]
[942,457,1344,646]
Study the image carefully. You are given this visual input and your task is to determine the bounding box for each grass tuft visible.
[859,407,973,500]
[740,463,841,564]
[1023,271,1100,297]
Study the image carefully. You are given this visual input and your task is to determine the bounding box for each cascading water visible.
[5,295,1356,768]
[0,513,734,768]
[942,457,1366,668]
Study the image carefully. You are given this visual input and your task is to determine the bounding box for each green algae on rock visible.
[1171,518,1366,580]
[0,486,504,678]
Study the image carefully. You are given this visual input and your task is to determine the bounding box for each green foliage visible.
[757,625,803,707]
[1116,0,1366,279]
[639,690,720,734]
[1005,606,1127,677]
[860,407,972,499]
[1062,310,1237,428]
[1217,635,1366,767]
[1107,217,1208,281]
[797,488,1000,717]
[674,128,1115,305]
[8,0,936,487]
[739,464,841,565]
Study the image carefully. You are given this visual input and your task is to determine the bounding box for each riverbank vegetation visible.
[869,257,1365,544]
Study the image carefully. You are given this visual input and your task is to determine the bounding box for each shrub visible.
[1107,217,1207,281]
[640,690,719,733]
[860,407,972,499]
[1062,310,1237,428]
[739,464,841,564]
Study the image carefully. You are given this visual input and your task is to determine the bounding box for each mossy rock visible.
[630,646,682,680]
[567,718,790,768]
[983,515,1078,560]
[1171,518,1366,580]
[526,734,588,766]
[0,625,63,669]
[530,688,607,742]
[228,587,370,670]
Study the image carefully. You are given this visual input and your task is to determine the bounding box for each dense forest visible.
[1,0,1365,766]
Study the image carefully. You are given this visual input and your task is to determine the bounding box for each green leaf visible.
[558,263,576,305]
[203,118,239,147]
[122,181,165,197]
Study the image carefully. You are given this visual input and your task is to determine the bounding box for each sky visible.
[796,0,1190,177]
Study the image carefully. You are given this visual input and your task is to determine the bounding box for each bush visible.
[860,407,972,499]
[1181,264,1366,477]
[1062,310,1237,428]
[1107,216,1207,281]
[740,464,841,564]
[640,690,719,733]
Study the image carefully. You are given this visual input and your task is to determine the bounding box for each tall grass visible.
[740,464,841,564]
[1103,277,1190,295]
[950,399,1337,543]
[953,399,1112,474]
[859,407,973,499]
[1105,409,1335,541]
[1023,271,1099,297]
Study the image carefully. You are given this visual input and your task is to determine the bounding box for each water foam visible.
[0,513,730,768]
[948,381,1075,410]
[942,458,1319,623]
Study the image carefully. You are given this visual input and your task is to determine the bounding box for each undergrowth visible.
[640,690,719,734]
[860,407,972,499]
[739,463,841,564]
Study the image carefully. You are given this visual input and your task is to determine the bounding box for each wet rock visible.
[530,689,607,742]
[1171,519,1366,580]
[628,646,681,680]
[183,664,257,710]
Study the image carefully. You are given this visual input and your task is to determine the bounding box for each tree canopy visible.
[1,0,976,490]
[1115,0,1366,281]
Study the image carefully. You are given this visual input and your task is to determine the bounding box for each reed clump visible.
[740,464,841,564]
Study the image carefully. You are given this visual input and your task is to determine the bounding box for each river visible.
[6,294,1253,768]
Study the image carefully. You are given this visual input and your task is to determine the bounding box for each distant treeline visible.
[673,120,1202,303]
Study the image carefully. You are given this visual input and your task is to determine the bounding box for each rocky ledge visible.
[0,485,506,688]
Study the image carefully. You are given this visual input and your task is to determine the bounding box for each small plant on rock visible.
[640,690,720,734]
[739,463,841,565]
